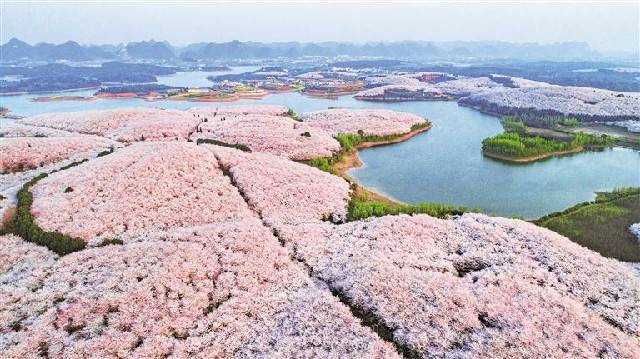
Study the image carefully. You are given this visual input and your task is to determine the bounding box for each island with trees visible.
[481,117,616,162]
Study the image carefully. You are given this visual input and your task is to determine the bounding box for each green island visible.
[307,121,470,221]
[482,117,616,162]
[535,187,640,262]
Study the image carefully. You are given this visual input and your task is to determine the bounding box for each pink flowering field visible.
[0,123,79,138]
[30,142,253,243]
[302,108,427,136]
[277,214,640,357]
[0,221,396,358]
[209,146,351,226]
[19,108,201,142]
[1,135,115,174]
[190,104,289,117]
[192,114,340,160]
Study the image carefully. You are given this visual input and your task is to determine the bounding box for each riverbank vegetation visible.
[499,116,527,131]
[307,121,431,174]
[307,122,468,220]
[347,192,466,221]
[535,187,640,262]
[287,108,301,121]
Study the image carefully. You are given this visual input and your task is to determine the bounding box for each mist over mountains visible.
[0,38,611,62]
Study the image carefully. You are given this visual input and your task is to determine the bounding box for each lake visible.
[2,72,638,219]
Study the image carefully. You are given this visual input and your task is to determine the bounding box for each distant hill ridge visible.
[1,38,604,62]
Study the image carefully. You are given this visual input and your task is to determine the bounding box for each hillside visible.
[1,107,638,357]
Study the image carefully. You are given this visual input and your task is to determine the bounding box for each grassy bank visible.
[535,187,640,262]
[307,121,469,221]
[347,192,466,221]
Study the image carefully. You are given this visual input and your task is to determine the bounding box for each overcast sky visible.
[1,1,638,53]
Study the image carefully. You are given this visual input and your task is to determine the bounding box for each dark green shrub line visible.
[57,159,88,172]
[5,160,90,255]
[97,238,124,247]
[347,193,468,221]
[196,138,251,152]
[96,146,115,157]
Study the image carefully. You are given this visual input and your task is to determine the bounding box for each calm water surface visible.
[2,72,638,219]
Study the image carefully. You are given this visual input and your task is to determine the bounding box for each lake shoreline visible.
[335,124,432,206]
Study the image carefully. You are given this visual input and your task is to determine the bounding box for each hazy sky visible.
[1,1,638,53]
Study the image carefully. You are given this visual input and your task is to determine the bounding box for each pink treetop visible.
[190,104,289,117]
[192,114,340,160]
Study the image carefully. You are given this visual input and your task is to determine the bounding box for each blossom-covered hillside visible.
[29,143,253,244]
[1,136,114,174]
[19,108,201,142]
[0,223,396,358]
[302,109,426,136]
[461,86,640,119]
[1,107,639,357]
[191,114,340,160]
[211,146,351,226]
